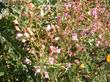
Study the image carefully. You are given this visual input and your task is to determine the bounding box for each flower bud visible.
[14,26,20,31]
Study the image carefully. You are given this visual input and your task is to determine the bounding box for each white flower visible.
[54,37,60,41]
[46,24,52,31]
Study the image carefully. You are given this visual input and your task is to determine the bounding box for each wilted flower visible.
[24,58,32,65]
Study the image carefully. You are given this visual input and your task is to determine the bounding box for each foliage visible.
[0,0,110,82]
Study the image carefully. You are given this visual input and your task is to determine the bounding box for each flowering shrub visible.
[0,0,110,82]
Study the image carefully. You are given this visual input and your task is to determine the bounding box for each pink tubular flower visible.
[27,3,35,9]
[55,47,61,54]
[91,8,98,19]
[33,66,41,73]
[16,32,23,38]
[72,32,78,41]
[48,57,54,65]
[49,46,61,55]
[44,71,49,79]
[96,40,101,47]
[24,58,32,65]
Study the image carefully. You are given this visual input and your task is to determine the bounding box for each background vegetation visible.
[0,0,110,82]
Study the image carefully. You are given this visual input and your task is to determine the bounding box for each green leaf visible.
[0,72,4,76]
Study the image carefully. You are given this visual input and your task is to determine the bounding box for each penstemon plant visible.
[0,0,110,82]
